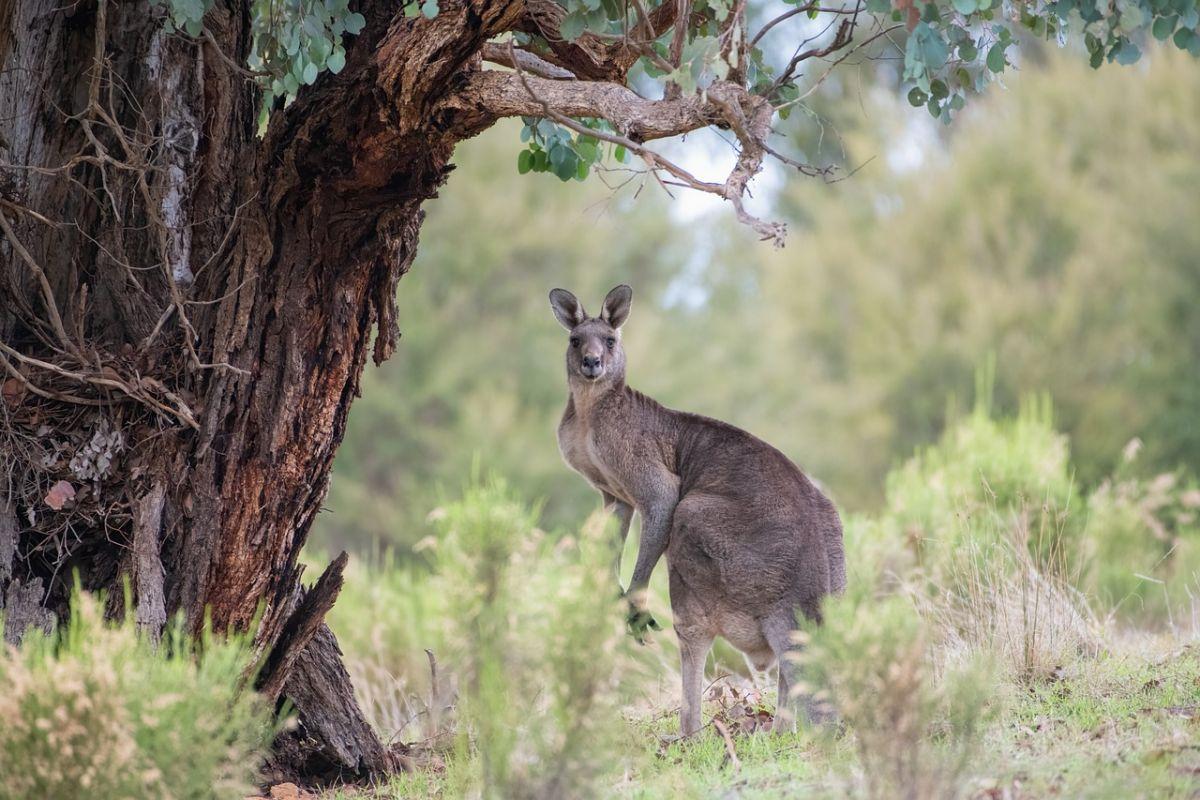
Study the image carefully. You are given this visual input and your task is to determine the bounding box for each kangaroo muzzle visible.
[581,354,603,379]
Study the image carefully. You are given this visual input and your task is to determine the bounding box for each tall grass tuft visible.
[0,590,273,800]
[929,510,1101,682]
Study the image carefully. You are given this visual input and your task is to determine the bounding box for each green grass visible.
[328,642,1199,799]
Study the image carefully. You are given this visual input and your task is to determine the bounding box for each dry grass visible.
[927,509,1103,682]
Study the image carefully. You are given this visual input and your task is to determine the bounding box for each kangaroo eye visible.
[570,337,580,348]
[605,337,616,349]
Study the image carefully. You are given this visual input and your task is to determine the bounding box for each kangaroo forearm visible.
[607,498,635,585]
[627,508,671,593]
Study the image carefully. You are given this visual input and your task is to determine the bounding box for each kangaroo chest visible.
[557,414,630,503]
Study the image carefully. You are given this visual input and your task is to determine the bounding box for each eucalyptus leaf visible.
[986,40,1009,72]
[327,46,346,74]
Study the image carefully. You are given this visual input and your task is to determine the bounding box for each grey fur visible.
[549,285,846,736]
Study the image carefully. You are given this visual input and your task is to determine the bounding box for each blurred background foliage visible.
[313,45,1200,555]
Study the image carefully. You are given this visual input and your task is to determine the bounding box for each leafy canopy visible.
[152,0,1200,199]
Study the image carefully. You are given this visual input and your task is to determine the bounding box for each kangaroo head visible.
[548,284,632,386]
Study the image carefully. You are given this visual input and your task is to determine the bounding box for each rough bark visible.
[0,0,517,781]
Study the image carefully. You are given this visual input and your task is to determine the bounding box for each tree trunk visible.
[0,0,518,781]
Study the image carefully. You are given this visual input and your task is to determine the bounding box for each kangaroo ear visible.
[600,284,633,328]
[549,288,587,330]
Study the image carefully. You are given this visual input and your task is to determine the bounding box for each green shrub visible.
[431,479,634,799]
[802,595,996,800]
[879,369,1200,628]
[0,591,273,800]
[1084,453,1200,625]
[884,388,1078,566]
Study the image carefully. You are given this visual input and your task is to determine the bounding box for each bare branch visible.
[751,2,816,47]
[776,22,905,109]
[450,65,787,244]
[448,70,718,142]
[481,42,578,79]
[771,14,859,93]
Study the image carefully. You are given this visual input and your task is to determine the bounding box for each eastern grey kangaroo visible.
[550,284,846,736]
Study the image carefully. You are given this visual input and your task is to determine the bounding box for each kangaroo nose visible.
[582,355,601,369]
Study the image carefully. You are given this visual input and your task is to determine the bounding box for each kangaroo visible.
[549,284,846,736]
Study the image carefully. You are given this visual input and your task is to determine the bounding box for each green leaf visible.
[613,144,628,163]
[1114,40,1142,64]
[574,136,598,162]
[517,149,533,174]
[930,78,949,99]
[951,0,976,14]
[257,96,271,134]
[327,46,346,74]
[908,86,929,106]
[915,23,950,70]
[302,61,319,85]
[1182,26,1200,55]
[959,40,978,60]
[308,36,332,66]
[420,0,439,18]
[1118,5,1146,30]
[986,40,1009,72]
[865,0,891,12]
[560,10,588,39]
[344,11,366,34]
[184,17,203,36]
[1153,15,1177,39]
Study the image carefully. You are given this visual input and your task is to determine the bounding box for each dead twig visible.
[712,717,742,773]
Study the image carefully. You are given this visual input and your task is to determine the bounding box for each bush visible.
[0,591,273,800]
[430,479,634,799]
[884,388,1078,567]
[880,370,1200,629]
[802,595,995,800]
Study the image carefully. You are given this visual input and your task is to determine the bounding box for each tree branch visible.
[446,69,787,244]
[481,42,577,79]
[448,70,718,141]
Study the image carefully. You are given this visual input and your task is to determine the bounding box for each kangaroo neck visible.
[568,375,626,419]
